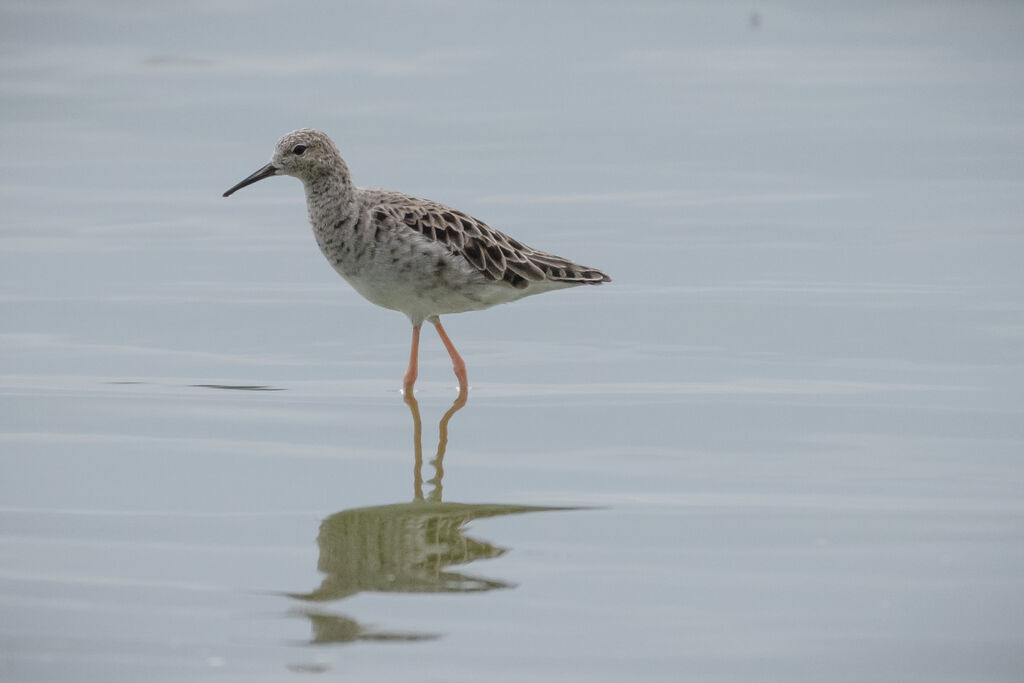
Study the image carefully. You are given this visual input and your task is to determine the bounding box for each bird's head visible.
[223,129,345,197]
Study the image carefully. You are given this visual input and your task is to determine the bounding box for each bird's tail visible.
[528,252,611,285]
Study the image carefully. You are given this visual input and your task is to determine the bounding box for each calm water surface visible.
[2,2,1023,681]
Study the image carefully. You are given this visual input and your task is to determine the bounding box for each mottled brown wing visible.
[375,196,610,289]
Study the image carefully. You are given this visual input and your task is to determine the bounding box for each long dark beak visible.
[222,163,279,197]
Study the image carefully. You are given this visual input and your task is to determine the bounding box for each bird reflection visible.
[289,387,572,646]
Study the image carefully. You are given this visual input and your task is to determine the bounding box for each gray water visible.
[2,2,1023,681]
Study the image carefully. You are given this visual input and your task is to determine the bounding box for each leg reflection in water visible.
[405,385,467,503]
[288,387,576,648]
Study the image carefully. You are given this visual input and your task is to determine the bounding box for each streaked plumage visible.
[223,128,609,390]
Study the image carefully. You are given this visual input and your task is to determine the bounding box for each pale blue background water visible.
[2,1,1023,681]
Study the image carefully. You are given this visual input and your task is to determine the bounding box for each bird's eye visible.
[292,144,308,156]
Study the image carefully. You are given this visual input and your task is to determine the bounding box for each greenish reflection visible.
[290,388,574,646]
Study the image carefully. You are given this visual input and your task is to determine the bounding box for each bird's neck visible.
[303,169,356,231]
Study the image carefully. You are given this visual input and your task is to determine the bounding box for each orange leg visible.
[431,318,468,390]
[403,323,421,392]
